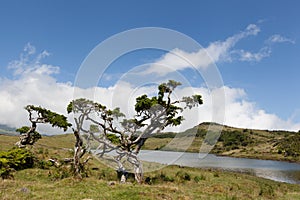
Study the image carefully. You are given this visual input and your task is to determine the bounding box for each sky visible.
[0,0,300,134]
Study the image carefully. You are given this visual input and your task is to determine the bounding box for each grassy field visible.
[1,131,300,199]
[2,165,300,200]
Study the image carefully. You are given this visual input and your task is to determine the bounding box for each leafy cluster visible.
[135,80,202,130]
[0,148,35,179]
[26,105,71,131]
[16,105,72,148]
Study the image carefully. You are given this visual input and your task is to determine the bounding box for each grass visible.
[1,165,300,200]
[1,132,300,199]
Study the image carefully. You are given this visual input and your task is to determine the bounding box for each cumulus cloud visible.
[165,86,300,132]
[143,24,261,75]
[1,43,300,135]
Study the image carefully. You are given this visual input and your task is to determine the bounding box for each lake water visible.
[138,150,300,184]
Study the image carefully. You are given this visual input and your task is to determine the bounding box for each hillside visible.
[144,122,300,162]
[0,124,17,136]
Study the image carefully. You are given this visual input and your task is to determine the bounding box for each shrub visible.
[160,172,175,182]
[144,172,175,184]
[194,174,206,182]
[219,130,253,150]
[176,171,191,181]
[0,148,35,179]
[276,134,300,158]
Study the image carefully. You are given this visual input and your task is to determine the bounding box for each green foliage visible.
[194,174,206,182]
[152,132,176,138]
[135,95,157,113]
[109,107,125,119]
[275,133,300,157]
[182,95,203,109]
[66,101,74,114]
[219,130,253,150]
[106,133,120,144]
[16,126,42,144]
[196,129,206,137]
[135,80,202,129]
[145,172,175,184]
[0,148,35,179]
[16,126,31,134]
[49,165,75,180]
[26,105,71,131]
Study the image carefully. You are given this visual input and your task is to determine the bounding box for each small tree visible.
[68,80,203,183]
[16,105,71,148]
[16,126,41,146]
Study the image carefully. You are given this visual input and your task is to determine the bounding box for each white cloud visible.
[164,86,300,132]
[267,34,295,44]
[1,44,300,135]
[221,86,300,130]
[143,24,260,75]
[230,34,295,62]
[232,46,271,62]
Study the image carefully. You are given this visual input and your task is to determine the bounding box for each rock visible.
[19,187,30,193]
[107,181,116,186]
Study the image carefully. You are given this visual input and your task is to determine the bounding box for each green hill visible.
[144,122,300,162]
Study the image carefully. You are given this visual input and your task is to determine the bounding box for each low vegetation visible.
[0,148,35,179]
[1,118,300,199]
[0,134,299,200]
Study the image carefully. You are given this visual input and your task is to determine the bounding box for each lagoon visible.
[139,150,300,184]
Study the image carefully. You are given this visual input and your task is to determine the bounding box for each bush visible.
[0,148,35,179]
[144,172,175,184]
[49,165,74,180]
[194,174,206,182]
[219,130,253,150]
[176,171,191,181]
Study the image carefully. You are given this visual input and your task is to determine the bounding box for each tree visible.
[16,126,41,145]
[68,80,203,183]
[15,105,71,148]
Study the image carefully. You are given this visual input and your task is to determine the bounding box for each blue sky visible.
[0,0,300,132]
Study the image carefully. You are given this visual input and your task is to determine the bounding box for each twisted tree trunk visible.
[15,122,38,148]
